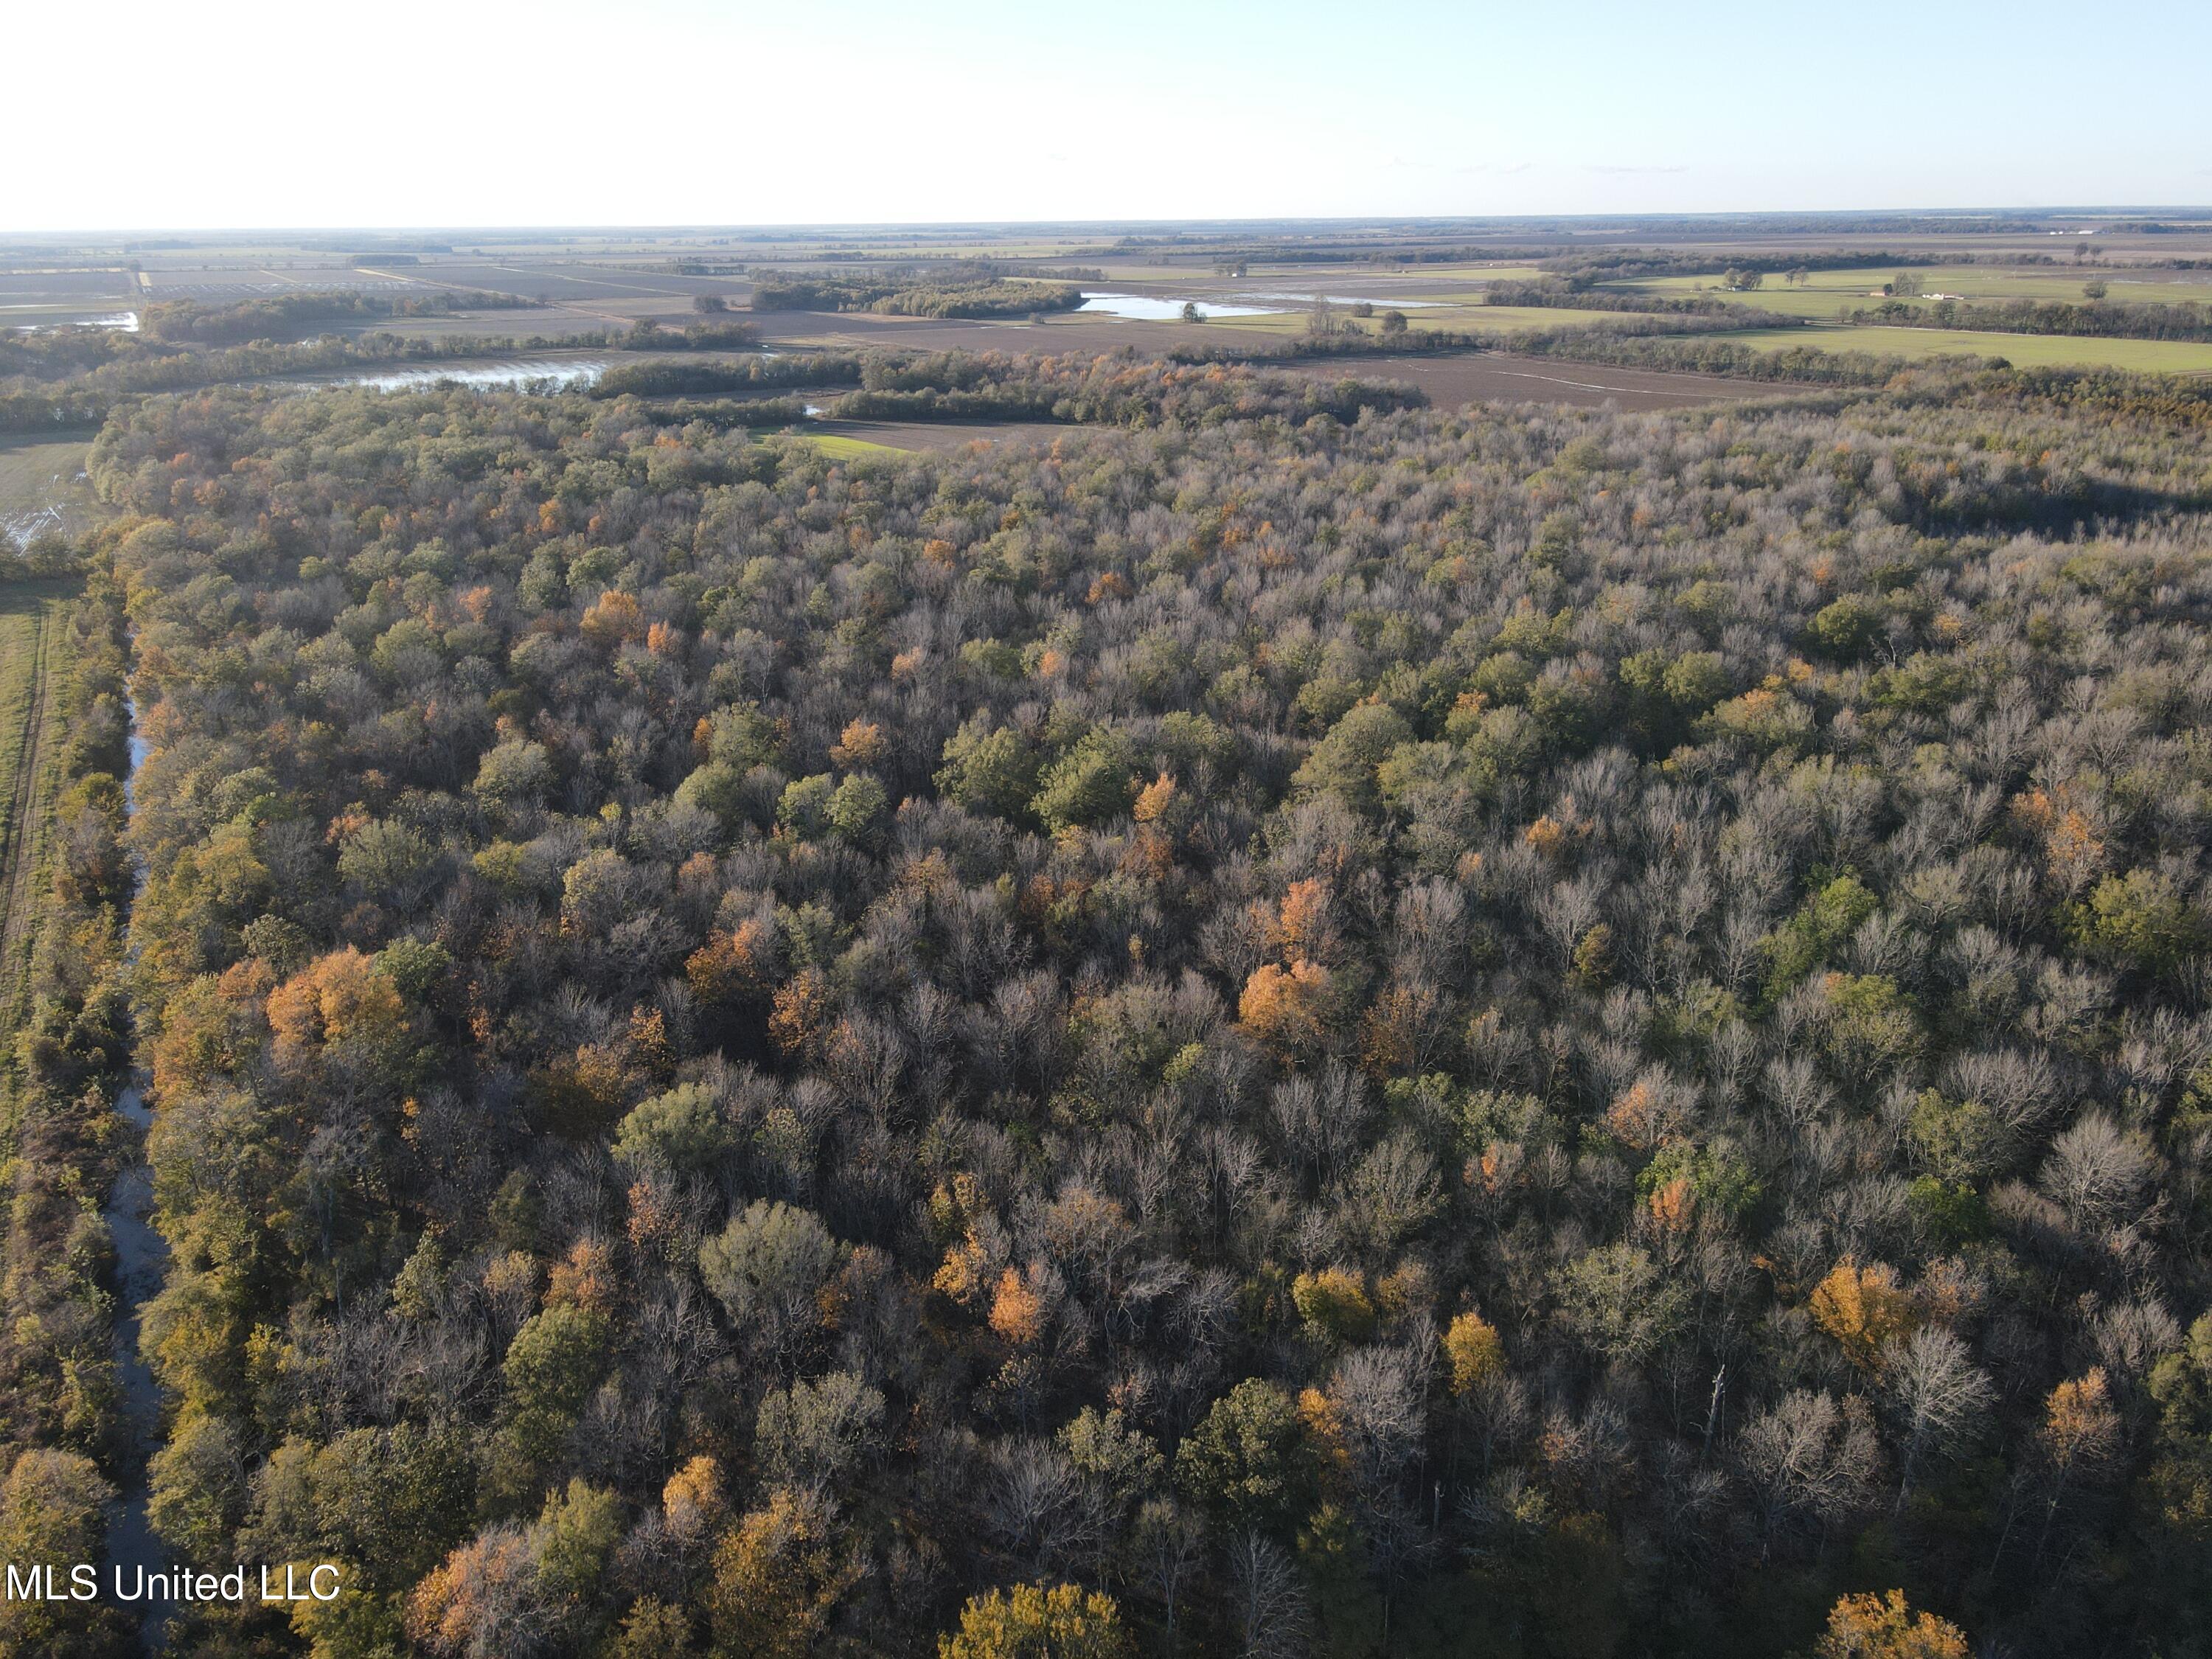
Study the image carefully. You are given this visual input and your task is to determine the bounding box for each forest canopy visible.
[24,348,2212,1658]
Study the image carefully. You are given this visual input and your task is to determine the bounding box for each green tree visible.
[1808,594,1883,660]
[936,715,1042,821]
[827,771,888,842]
[1761,872,1878,998]
[2070,869,2205,977]
[700,1200,840,1364]
[504,1304,613,1419]
[1558,1244,1686,1366]
[613,1082,732,1174]
[1177,1379,1314,1537]
[2138,1314,2212,1647]
[535,1478,620,1605]
[1294,702,1413,813]
[1032,730,1135,834]
[490,1304,613,1503]
[472,738,554,818]
[148,1408,248,1561]
[777,773,837,840]
[0,1449,125,1652]
[605,1598,696,1658]
[675,759,751,830]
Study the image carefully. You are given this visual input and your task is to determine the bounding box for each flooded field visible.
[4,305,139,333]
[1077,291,1282,320]
[1233,290,1447,307]
[305,355,613,392]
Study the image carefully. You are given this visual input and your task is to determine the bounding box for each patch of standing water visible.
[1230,291,1447,308]
[1076,292,1281,320]
[310,357,611,392]
[4,310,140,333]
[103,696,175,1649]
[4,507,64,552]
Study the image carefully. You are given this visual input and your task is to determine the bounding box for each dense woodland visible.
[750,275,1085,320]
[139,293,541,349]
[580,352,1427,434]
[3,344,2212,1658]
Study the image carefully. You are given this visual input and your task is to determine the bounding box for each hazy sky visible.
[9,0,2208,231]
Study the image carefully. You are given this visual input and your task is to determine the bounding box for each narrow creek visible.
[100,696,174,1651]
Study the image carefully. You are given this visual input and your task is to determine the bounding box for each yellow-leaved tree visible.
[939,1582,1130,1659]
[1815,1590,1969,1658]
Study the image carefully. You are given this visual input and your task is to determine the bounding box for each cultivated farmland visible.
[1717,323,2212,373]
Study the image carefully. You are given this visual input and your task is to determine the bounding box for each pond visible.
[1077,292,1282,321]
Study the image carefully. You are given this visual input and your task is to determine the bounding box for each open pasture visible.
[0,579,77,1016]
[1200,301,1641,337]
[1621,265,2212,316]
[0,436,99,551]
[785,429,920,459]
[1719,324,2212,373]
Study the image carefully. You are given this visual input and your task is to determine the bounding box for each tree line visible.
[1843,295,2212,344]
[1482,281,1804,327]
[0,553,140,1655]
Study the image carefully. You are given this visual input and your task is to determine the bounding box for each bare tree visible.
[981,1437,1099,1578]
[1736,1390,1877,1558]
[1226,1529,1312,1659]
[2039,1112,2155,1233]
[1130,1497,1205,1646]
[1885,1327,1994,1506]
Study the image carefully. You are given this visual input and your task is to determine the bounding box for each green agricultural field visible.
[792,431,912,459]
[1884,268,2212,305]
[1423,303,1641,332]
[0,434,100,1024]
[1396,290,1527,306]
[0,580,80,1024]
[1718,324,2212,373]
[1619,273,1920,319]
[1619,267,2212,316]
